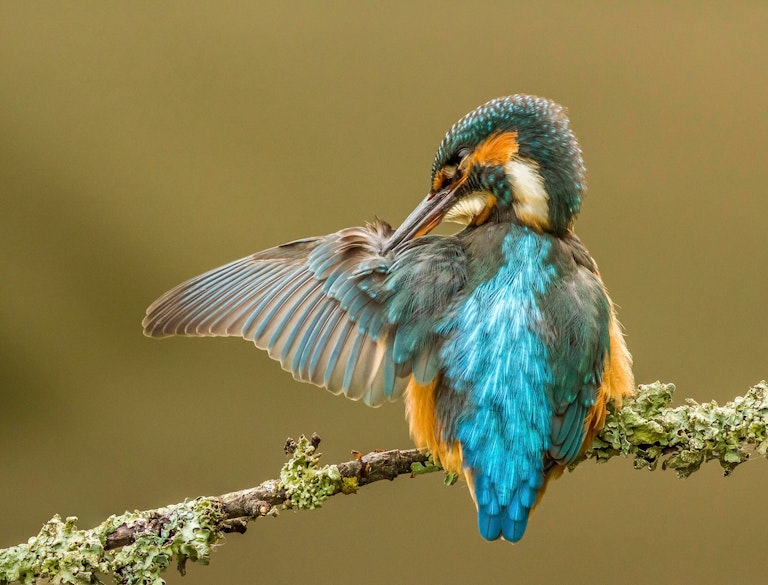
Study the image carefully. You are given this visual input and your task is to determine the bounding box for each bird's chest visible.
[439,228,557,394]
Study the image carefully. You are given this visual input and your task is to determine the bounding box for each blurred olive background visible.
[2,3,767,584]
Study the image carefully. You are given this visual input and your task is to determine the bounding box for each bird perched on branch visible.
[143,95,634,542]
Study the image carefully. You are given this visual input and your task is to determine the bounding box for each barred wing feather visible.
[143,221,461,406]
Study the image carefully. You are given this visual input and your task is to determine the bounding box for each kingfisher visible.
[143,95,634,542]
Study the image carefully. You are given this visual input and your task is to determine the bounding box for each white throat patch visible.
[444,191,495,226]
[504,159,550,230]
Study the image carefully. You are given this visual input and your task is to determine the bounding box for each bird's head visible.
[387,95,586,249]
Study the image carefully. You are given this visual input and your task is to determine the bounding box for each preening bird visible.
[143,95,634,542]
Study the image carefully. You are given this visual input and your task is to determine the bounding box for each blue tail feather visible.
[474,471,543,542]
[502,514,529,543]
[478,509,503,541]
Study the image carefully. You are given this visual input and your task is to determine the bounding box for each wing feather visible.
[223,267,295,336]
[143,224,467,406]
[543,238,612,465]
[207,265,287,334]
[271,281,326,361]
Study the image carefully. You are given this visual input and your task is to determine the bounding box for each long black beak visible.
[383,184,461,253]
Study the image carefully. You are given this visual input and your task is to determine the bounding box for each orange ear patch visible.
[468,131,519,168]
[431,132,518,193]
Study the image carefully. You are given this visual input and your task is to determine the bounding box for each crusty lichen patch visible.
[111,498,225,584]
[0,514,108,585]
[278,435,343,509]
[0,498,226,585]
[586,381,768,477]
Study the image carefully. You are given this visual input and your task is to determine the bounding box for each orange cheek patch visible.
[469,131,519,168]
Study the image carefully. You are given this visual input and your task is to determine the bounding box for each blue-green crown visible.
[432,95,586,231]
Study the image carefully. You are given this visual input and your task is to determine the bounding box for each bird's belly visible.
[404,376,463,475]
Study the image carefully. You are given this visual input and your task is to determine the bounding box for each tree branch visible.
[2,381,767,585]
[582,380,768,476]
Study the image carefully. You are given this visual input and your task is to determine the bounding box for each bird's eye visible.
[457,147,473,172]
[446,146,472,168]
[434,147,473,192]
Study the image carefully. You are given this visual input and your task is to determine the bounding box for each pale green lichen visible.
[278,435,343,509]
[0,499,226,585]
[111,498,225,585]
[0,515,108,585]
[410,455,440,477]
[586,381,768,477]
[410,453,453,484]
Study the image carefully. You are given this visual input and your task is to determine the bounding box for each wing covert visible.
[143,221,467,406]
[543,239,612,465]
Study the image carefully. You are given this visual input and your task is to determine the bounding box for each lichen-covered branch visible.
[582,380,768,477]
[0,435,433,585]
[2,381,767,585]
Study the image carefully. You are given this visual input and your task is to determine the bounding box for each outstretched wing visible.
[143,221,467,406]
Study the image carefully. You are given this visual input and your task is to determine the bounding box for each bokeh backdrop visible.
[2,3,767,584]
